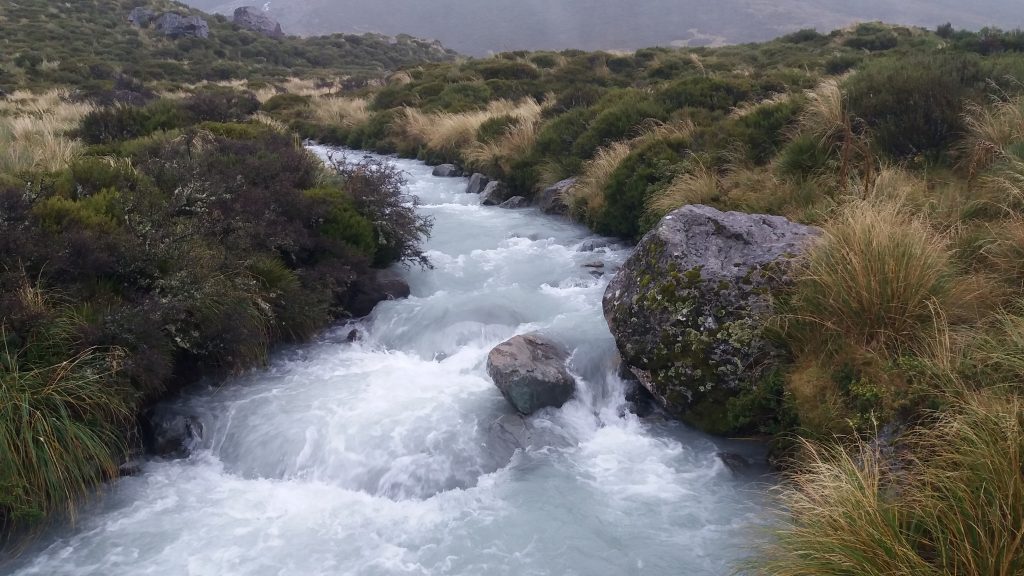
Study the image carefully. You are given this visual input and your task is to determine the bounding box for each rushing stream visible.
[4,149,771,576]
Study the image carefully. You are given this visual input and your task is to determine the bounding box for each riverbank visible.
[3,151,773,576]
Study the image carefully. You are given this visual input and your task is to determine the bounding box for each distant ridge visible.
[183,0,1023,55]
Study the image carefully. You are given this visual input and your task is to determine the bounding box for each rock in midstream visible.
[486,333,576,415]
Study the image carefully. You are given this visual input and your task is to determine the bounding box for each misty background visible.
[186,0,1023,55]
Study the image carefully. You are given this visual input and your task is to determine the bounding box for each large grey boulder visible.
[466,173,489,194]
[487,333,576,415]
[141,406,204,458]
[432,164,463,177]
[480,181,510,206]
[127,7,156,27]
[154,13,210,39]
[603,205,820,435]
[537,177,576,215]
[499,196,529,209]
[233,6,285,38]
[346,269,411,317]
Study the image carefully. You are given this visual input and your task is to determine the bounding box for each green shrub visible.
[595,137,686,239]
[846,53,986,160]
[303,186,377,258]
[572,96,667,158]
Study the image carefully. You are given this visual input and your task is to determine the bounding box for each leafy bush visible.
[572,97,667,159]
[846,53,986,160]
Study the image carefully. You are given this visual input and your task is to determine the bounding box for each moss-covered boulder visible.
[603,205,819,435]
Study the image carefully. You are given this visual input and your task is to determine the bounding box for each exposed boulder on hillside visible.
[431,164,463,177]
[537,177,575,215]
[154,13,210,38]
[603,205,819,435]
[487,333,576,415]
[233,6,285,38]
[480,181,510,206]
[127,6,156,27]
[466,173,490,194]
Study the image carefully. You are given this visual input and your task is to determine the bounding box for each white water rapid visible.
[3,150,771,576]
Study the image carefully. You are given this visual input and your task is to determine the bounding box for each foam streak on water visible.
[4,149,770,576]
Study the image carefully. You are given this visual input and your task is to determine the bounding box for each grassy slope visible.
[0,0,456,93]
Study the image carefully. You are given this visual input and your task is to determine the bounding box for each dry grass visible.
[962,97,1024,176]
[310,96,371,129]
[396,98,544,157]
[644,156,719,219]
[751,390,1024,576]
[463,119,538,174]
[0,89,95,173]
[730,92,793,119]
[565,141,632,225]
[781,197,963,357]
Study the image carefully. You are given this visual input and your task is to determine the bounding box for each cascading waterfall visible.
[3,149,771,576]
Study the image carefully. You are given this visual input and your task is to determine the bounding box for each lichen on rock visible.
[603,205,819,435]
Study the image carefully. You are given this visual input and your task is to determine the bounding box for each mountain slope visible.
[186,0,1023,55]
[0,0,456,92]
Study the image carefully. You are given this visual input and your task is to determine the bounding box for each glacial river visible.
[3,150,771,576]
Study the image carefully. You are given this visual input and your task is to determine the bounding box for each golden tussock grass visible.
[310,96,371,129]
[396,98,544,157]
[0,89,95,173]
[565,140,632,225]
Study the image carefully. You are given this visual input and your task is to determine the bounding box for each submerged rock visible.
[233,6,285,38]
[465,172,490,195]
[603,205,819,435]
[499,196,529,209]
[579,238,614,252]
[154,13,210,39]
[346,269,411,317]
[537,177,576,215]
[431,164,463,177]
[486,333,576,415]
[480,181,510,206]
[141,407,204,458]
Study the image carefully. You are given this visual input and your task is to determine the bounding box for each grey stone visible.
[499,196,529,209]
[716,452,751,473]
[431,164,463,177]
[486,333,576,415]
[154,13,210,39]
[603,205,820,435]
[233,6,285,38]
[579,238,614,252]
[480,181,510,206]
[346,269,411,317]
[141,407,204,458]
[537,177,576,215]
[127,7,155,27]
[465,173,490,194]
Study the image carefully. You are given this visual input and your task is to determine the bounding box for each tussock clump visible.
[782,198,960,356]
[0,89,94,173]
[565,140,632,226]
[752,391,1024,576]
[311,97,371,129]
[644,157,719,219]
[395,98,543,159]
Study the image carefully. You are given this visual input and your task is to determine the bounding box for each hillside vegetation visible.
[259,22,1024,574]
[0,0,456,93]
